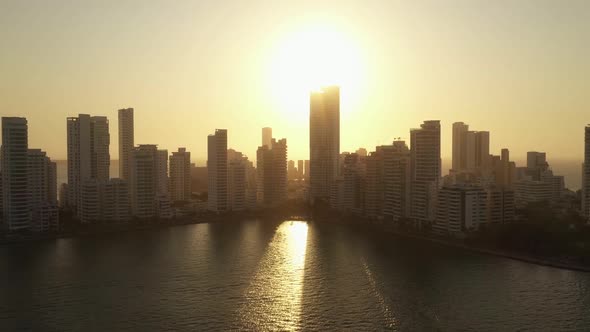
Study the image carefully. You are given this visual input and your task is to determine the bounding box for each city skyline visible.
[2,1,589,162]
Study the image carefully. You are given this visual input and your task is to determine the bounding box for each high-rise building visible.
[66,114,110,215]
[288,160,297,180]
[228,149,248,211]
[452,122,469,171]
[297,160,304,179]
[170,148,191,202]
[156,149,169,195]
[257,138,287,206]
[129,145,159,219]
[118,108,134,181]
[304,160,310,181]
[383,141,412,224]
[208,129,228,212]
[434,184,487,236]
[583,126,590,222]
[309,86,340,203]
[80,178,130,223]
[410,120,441,228]
[474,131,490,171]
[27,149,58,231]
[262,127,272,149]
[452,122,489,172]
[341,153,365,215]
[365,148,387,218]
[1,117,30,230]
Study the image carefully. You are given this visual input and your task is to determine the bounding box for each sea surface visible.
[1,220,589,331]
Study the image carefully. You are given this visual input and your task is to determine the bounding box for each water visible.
[1,220,589,331]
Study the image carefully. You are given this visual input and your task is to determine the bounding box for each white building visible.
[118,108,134,181]
[309,86,340,203]
[208,129,228,212]
[1,117,30,231]
[80,178,130,223]
[434,185,487,236]
[169,148,191,202]
[67,114,110,215]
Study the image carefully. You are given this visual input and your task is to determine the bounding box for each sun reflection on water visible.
[239,221,309,330]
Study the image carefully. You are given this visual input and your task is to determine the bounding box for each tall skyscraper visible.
[452,122,468,171]
[452,122,489,172]
[383,140,411,224]
[118,108,134,181]
[156,149,169,195]
[129,145,159,218]
[67,114,110,215]
[583,125,590,222]
[297,160,304,179]
[228,149,248,211]
[410,120,441,227]
[27,149,59,231]
[170,148,191,202]
[208,129,228,212]
[309,86,340,203]
[257,138,288,206]
[288,160,297,180]
[1,117,30,230]
[262,127,272,149]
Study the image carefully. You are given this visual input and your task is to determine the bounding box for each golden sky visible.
[1,0,589,164]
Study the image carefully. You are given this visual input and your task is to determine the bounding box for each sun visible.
[267,24,365,117]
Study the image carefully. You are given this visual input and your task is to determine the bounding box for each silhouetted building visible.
[27,149,58,231]
[583,125,590,222]
[383,141,412,224]
[228,149,249,211]
[410,120,441,228]
[262,127,272,149]
[156,149,168,195]
[130,145,159,219]
[1,117,30,231]
[434,184,487,237]
[208,129,228,212]
[310,86,340,203]
[297,160,304,180]
[67,114,110,215]
[288,160,297,180]
[304,160,310,181]
[118,108,134,181]
[257,138,287,206]
[170,148,191,202]
[452,122,489,172]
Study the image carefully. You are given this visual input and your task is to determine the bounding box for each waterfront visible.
[1,220,589,330]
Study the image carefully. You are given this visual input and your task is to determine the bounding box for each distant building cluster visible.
[1,88,589,234]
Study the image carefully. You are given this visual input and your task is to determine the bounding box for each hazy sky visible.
[1,0,589,165]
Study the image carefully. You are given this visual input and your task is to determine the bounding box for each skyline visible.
[2,1,590,162]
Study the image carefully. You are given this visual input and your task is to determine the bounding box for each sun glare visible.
[268,24,365,117]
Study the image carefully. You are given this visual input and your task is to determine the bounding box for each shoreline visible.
[2,214,589,273]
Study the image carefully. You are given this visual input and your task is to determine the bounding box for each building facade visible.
[208,129,228,212]
[309,86,340,203]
